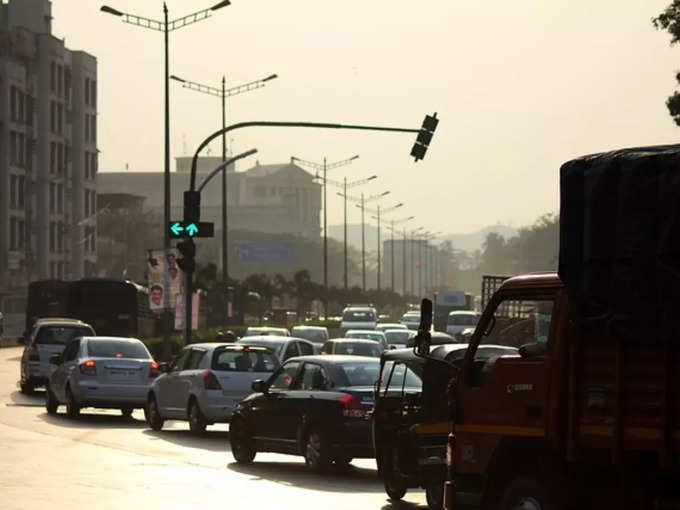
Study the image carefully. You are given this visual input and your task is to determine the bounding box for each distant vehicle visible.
[445,310,480,336]
[340,306,377,332]
[45,336,158,418]
[26,279,155,338]
[238,335,315,362]
[345,329,388,349]
[20,318,96,394]
[433,290,473,331]
[400,312,422,330]
[229,355,380,470]
[243,326,290,337]
[321,339,384,358]
[290,325,329,348]
[384,329,416,348]
[405,331,457,348]
[145,343,279,434]
[375,323,407,332]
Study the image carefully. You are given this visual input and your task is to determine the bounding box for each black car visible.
[229,355,379,471]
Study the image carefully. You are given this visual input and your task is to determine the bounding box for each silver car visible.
[21,318,96,394]
[243,326,290,337]
[237,335,316,361]
[146,343,280,435]
[45,336,157,418]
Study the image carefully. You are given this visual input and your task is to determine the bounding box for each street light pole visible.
[361,193,366,291]
[343,177,348,289]
[384,215,413,293]
[367,202,403,292]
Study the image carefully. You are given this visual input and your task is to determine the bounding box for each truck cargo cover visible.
[559,144,680,341]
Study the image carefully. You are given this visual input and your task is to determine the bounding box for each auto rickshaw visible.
[373,299,517,509]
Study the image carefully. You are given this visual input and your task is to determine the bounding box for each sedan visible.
[45,336,158,418]
[230,355,380,471]
[146,343,279,435]
[321,339,384,357]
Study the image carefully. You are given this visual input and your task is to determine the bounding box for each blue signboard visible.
[236,243,293,263]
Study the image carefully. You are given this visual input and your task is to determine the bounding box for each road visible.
[0,346,427,510]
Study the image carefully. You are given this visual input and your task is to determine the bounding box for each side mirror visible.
[158,362,169,373]
[49,353,62,365]
[252,379,267,393]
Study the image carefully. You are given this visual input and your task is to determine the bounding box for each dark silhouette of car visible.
[229,355,379,472]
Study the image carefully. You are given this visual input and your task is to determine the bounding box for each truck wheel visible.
[384,478,407,501]
[499,475,564,510]
[426,480,444,509]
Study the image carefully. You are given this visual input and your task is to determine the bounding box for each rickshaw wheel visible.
[425,480,444,509]
[384,478,407,500]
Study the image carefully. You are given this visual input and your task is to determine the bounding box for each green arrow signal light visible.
[170,222,184,236]
[186,223,199,236]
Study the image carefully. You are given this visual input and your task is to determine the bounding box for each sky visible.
[51,0,680,234]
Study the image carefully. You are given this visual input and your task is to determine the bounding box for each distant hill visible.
[327,224,517,253]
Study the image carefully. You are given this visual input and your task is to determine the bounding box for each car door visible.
[157,348,190,417]
[52,339,81,402]
[295,362,331,427]
[174,348,206,418]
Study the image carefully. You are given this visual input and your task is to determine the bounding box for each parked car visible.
[400,312,421,330]
[21,318,96,394]
[405,331,457,348]
[340,305,377,332]
[384,329,416,349]
[321,339,384,357]
[243,326,290,337]
[238,335,316,362]
[445,311,480,336]
[230,355,380,471]
[345,329,388,349]
[45,336,157,418]
[145,343,280,434]
[290,325,329,349]
[375,323,407,333]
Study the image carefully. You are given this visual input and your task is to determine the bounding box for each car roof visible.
[291,325,327,331]
[80,336,143,343]
[383,343,469,362]
[286,354,379,364]
[347,329,384,334]
[385,328,413,333]
[35,318,90,326]
[448,310,479,316]
[325,338,381,344]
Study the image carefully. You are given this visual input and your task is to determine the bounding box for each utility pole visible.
[367,203,404,292]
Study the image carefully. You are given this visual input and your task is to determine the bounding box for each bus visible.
[26,279,155,338]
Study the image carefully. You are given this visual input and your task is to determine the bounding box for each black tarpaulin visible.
[559,144,680,341]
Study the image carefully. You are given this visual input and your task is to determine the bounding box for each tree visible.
[653,2,680,125]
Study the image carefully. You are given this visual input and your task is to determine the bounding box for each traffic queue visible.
[18,303,463,509]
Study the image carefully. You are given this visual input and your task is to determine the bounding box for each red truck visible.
[432,145,680,509]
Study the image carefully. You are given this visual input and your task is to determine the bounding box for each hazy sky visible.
[52,0,680,234]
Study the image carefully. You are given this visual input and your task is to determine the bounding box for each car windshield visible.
[245,328,287,336]
[334,342,382,357]
[347,331,384,341]
[448,314,479,326]
[36,325,94,345]
[292,328,328,343]
[337,361,380,386]
[212,348,278,372]
[385,330,412,343]
[402,314,419,322]
[86,340,150,359]
[343,310,375,321]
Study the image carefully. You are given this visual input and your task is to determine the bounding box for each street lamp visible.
[171,72,278,324]
[320,173,377,289]
[385,216,414,293]
[101,1,230,357]
[368,203,403,292]
[408,227,424,297]
[344,191,390,291]
[292,155,358,317]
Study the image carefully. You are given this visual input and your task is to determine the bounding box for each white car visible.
[340,306,377,332]
[345,329,388,350]
[237,335,316,362]
[243,326,290,337]
[375,323,407,332]
[146,343,280,435]
[45,336,157,418]
[384,329,416,348]
[290,325,329,349]
[446,311,481,336]
[400,312,421,331]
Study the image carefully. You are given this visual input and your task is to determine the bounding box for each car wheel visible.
[120,406,134,418]
[384,477,407,501]
[65,386,80,419]
[304,429,331,472]
[145,395,164,431]
[45,386,58,415]
[188,399,207,435]
[230,418,256,464]
[425,480,444,510]
[20,380,34,395]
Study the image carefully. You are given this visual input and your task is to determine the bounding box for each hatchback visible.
[45,336,157,418]
[146,343,280,435]
[238,335,316,362]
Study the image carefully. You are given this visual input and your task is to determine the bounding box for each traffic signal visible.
[411,113,439,162]
[184,190,201,224]
[176,239,196,273]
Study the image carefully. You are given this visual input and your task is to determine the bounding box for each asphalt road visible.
[0,346,427,510]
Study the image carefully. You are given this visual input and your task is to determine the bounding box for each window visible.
[64,68,71,103]
[18,220,25,249]
[18,89,24,123]
[50,61,56,92]
[10,175,17,209]
[268,361,301,390]
[84,114,89,141]
[49,222,55,252]
[57,65,63,97]
[84,189,89,216]
[91,152,97,177]
[379,361,422,397]
[57,103,63,134]
[57,222,63,253]
[87,340,150,359]
[18,176,25,208]
[283,342,298,360]
[297,341,314,356]
[50,142,56,173]
[62,339,80,362]
[50,101,56,132]
[25,137,32,170]
[64,145,69,176]
[17,133,24,167]
[9,217,17,250]
[26,95,34,127]
[296,363,329,391]
[91,114,96,143]
[84,151,89,179]
[57,184,63,213]
[10,85,17,121]
[57,262,62,279]
[90,227,96,252]
[170,349,191,372]
[85,77,90,105]
[339,361,381,387]
[49,183,55,212]
[481,298,555,350]
[212,348,278,372]
[10,132,17,165]
[91,80,96,108]
[57,143,63,174]
[184,349,205,370]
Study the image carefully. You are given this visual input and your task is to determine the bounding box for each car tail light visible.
[203,370,222,390]
[28,343,39,361]
[149,361,159,378]
[79,359,97,376]
[340,394,366,419]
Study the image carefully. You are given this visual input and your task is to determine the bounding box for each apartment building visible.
[0,0,97,299]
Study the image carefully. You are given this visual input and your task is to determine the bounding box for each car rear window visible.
[212,348,278,372]
[35,325,94,345]
[87,340,150,359]
[343,310,375,321]
[448,314,479,326]
[337,361,380,386]
[335,343,382,357]
[292,329,328,343]
[347,331,384,341]
[385,330,411,343]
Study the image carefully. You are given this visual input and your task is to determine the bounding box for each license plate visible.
[110,369,136,376]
